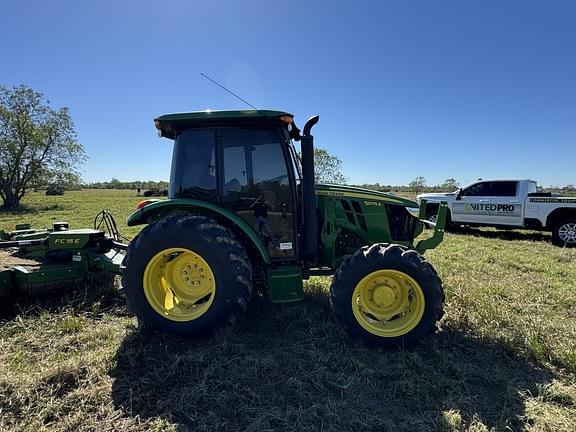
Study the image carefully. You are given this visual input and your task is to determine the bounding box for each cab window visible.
[223,145,248,192]
[169,129,217,200]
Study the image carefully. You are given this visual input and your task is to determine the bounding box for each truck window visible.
[527,182,537,195]
[461,181,518,197]
[490,181,518,197]
[461,182,491,197]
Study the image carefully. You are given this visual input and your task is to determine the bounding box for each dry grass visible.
[1,190,575,431]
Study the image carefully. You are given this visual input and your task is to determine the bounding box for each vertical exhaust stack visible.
[301,115,320,265]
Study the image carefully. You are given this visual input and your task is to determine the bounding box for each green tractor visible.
[122,110,448,347]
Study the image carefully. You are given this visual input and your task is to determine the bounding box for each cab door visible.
[485,181,523,226]
[219,128,297,261]
[452,181,493,223]
[453,181,522,226]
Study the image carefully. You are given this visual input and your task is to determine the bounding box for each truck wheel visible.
[425,208,438,224]
[330,243,444,348]
[425,207,452,231]
[122,214,252,336]
[424,207,438,229]
[552,219,576,247]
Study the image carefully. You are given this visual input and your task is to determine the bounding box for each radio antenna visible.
[200,72,261,112]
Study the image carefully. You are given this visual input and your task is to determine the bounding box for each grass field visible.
[1,190,575,432]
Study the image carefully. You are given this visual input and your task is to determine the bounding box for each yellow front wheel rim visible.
[143,248,216,322]
[351,269,425,337]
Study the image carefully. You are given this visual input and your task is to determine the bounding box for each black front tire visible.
[122,214,252,336]
[330,243,444,348]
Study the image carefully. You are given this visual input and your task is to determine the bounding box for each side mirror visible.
[456,188,462,201]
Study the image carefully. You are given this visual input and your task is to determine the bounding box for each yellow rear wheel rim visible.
[143,247,216,322]
[351,269,425,337]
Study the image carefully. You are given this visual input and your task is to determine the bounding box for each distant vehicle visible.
[45,184,64,196]
[142,189,168,197]
[418,179,576,247]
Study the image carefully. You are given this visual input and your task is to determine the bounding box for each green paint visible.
[315,187,445,269]
[13,262,87,285]
[92,249,125,275]
[155,110,294,139]
[315,184,419,207]
[127,199,272,264]
[416,202,448,253]
[48,229,103,250]
[267,266,304,303]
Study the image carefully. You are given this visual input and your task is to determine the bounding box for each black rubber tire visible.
[330,243,444,348]
[122,214,252,336]
[425,206,439,223]
[551,218,576,248]
[424,207,438,230]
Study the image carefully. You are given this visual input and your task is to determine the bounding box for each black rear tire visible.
[330,243,444,348]
[122,214,252,336]
[551,218,576,247]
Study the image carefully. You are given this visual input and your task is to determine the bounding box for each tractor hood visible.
[315,184,419,208]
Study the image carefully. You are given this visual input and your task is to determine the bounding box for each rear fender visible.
[127,199,271,265]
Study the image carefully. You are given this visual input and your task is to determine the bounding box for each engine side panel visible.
[316,192,418,269]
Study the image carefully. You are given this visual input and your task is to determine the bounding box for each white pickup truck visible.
[417,179,576,247]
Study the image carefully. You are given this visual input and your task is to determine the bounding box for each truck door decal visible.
[460,202,521,217]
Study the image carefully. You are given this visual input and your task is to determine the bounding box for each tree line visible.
[2,84,575,209]
[85,179,169,190]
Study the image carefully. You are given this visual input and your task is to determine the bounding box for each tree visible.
[439,178,460,191]
[0,85,85,208]
[409,176,426,194]
[313,148,346,184]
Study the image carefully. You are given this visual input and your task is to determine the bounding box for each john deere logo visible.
[464,203,515,213]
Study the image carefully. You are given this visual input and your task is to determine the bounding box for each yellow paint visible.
[143,247,216,321]
[351,269,425,337]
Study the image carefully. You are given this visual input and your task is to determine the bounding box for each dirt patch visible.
[0,249,43,271]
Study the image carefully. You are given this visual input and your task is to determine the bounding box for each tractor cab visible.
[155,110,304,261]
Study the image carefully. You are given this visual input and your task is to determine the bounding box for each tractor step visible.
[267,266,304,303]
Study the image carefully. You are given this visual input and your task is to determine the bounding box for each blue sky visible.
[2,0,575,187]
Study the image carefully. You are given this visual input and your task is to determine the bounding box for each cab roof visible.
[154,109,294,139]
